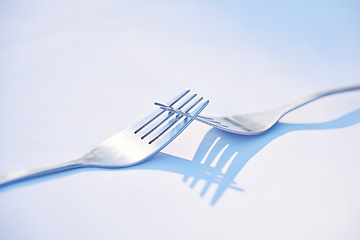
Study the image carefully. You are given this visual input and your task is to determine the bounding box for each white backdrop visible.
[1,1,360,239]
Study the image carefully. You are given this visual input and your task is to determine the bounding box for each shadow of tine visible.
[182,131,245,202]
[65,108,359,206]
[184,108,360,205]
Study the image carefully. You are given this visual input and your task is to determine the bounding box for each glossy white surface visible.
[1,1,360,239]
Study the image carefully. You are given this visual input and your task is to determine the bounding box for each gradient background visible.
[1,1,360,239]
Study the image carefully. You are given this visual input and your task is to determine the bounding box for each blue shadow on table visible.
[134,108,360,205]
[1,109,359,205]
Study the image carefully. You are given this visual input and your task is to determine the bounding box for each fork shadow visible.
[134,108,360,205]
[1,109,359,205]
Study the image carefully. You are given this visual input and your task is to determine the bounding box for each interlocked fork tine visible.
[148,96,207,144]
[154,102,228,128]
[134,89,191,134]
[134,91,208,145]
[150,97,208,147]
[139,93,198,140]
[0,89,208,187]
[162,85,360,135]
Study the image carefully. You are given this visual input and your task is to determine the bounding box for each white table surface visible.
[1,1,360,239]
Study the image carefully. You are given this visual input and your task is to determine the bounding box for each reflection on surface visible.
[136,109,360,205]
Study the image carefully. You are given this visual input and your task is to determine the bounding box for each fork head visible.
[154,102,272,135]
[81,89,209,167]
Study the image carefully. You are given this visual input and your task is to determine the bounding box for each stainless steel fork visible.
[156,85,360,135]
[0,89,208,187]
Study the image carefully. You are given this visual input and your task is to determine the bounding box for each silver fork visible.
[156,85,360,135]
[0,89,209,187]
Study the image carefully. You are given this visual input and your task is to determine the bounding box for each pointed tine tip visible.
[199,100,210,111]
[182,89,191,96]
[180,88,190,94]
[168,89,191,107]
[184,89,191,94]
[154,102,167,108]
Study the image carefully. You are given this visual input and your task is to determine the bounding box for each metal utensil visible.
[156,85,360,135]
[0,90,208,187]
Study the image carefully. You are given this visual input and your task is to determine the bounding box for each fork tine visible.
[134,89,190,134]
[154,102,229,128]
[148,98,209,144]
[197,116,214,120]
[0,89,207,186]
[177,93,197,109]
[148,96,204,143]
[185,96,203,113]
[169,89,191,107]
[140,93,198,140]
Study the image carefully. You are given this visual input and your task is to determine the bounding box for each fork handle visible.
[0,159,86,187]
[280,85,360,116]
